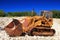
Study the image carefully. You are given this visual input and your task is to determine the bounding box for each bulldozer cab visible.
[41,11,53,19]
[41,11,53,27]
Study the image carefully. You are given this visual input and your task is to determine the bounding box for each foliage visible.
[7,11,37,17]
[0,10,6,17]
[0,10,60,18]
[0,10,37,17]
[51,10,60,18]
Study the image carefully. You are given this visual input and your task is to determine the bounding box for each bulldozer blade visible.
[5,19,23,37]
[30,28,55,36]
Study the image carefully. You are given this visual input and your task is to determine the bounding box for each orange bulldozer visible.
[4,11,55,37]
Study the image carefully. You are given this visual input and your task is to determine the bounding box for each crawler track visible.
[30,28,55,36]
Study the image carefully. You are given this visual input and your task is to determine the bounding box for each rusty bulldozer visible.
[4,11,55,37]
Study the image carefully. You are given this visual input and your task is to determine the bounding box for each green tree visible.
[51,10,60,18]
[7,11,37,17]
[0,10,6,17]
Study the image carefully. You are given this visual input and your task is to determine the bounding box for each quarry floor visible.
[0,17,60,40]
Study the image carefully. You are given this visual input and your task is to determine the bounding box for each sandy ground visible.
[0,17,60,40]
